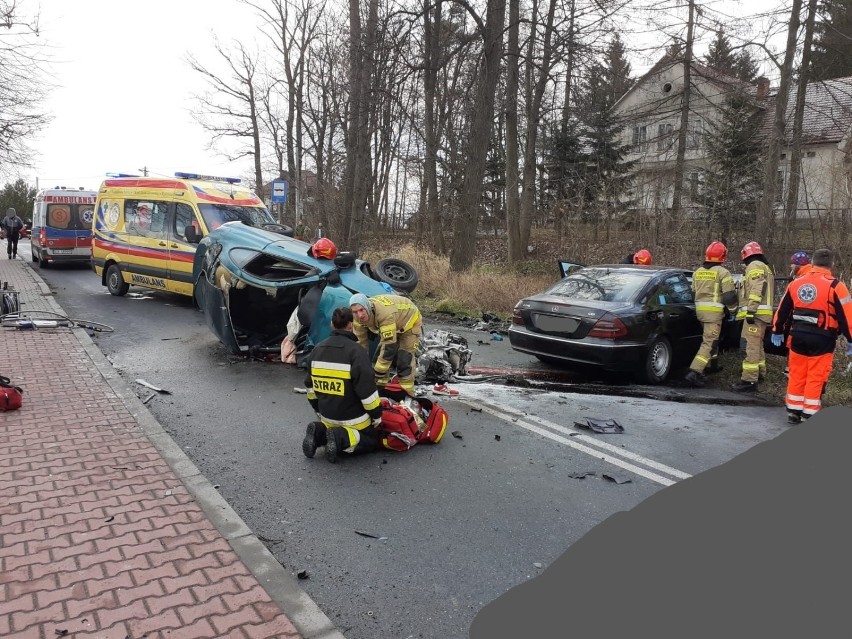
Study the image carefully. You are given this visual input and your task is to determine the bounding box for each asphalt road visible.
[27,247,790,639]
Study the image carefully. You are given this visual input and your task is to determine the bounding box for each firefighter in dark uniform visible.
[685,241,738,387]
[771,248,852,423]
[622,248,653,265]
[731,241,774,392]
[302,307,384,463]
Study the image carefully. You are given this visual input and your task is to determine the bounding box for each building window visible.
[632,125,647,151]
[806,151,816,158]
[686,119,704,149]
[656,123,674,151]
[689,172,702,200]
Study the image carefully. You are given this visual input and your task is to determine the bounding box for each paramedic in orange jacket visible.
[771,249,852,423]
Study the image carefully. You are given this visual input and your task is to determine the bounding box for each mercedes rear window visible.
[547,268,652,303]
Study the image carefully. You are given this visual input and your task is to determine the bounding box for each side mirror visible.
[185,225,201,244]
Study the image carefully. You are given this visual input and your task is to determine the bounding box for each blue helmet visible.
[791,251,811,266]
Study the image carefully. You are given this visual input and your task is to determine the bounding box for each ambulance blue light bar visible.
[105,173,141,178]
[174,172,241,184]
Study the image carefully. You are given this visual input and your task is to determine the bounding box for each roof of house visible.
[761,76,852,145]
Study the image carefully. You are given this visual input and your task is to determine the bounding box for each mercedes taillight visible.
[587,313,628,338]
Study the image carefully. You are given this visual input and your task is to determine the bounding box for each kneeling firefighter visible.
[303,307,384,463]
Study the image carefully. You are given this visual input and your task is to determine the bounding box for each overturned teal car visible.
[192,221,418,359]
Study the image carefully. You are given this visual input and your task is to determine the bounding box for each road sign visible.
[271,180,288,203]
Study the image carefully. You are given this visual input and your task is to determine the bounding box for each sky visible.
[22,0,263,190]
[18,0,783,192]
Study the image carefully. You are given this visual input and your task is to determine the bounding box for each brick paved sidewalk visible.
[0,257,342,639]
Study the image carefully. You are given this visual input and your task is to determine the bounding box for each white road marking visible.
[459,396,692,486]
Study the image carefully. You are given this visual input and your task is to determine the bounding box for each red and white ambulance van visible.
[30,187,98,267]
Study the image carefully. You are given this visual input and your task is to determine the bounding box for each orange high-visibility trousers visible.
[785,350,834,416]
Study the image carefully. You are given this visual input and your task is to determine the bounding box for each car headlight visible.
[228,248,262,269]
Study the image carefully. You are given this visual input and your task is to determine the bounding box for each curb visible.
[21,259,345,639]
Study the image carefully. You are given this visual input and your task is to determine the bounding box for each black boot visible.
[684,370,705,388]
[706,360,722,375]
[787,411,803,424]
[325,427,342,463]
[731,380,757,393]
[302,421,327,458]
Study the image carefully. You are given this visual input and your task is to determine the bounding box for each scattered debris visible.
[469,407,482,413]
[602,473,632,485]
[476,340,491,346]
[297,570,310,580]
[127,293,154,300]
[164,490,173,496]
[494,434,501,441]
[451,431,463,440]
[213,484,221,489]
[142,393,157,405]
[568,471,596,479]
[533,562,543,569]
[416,329,473,382]
[55,630,69,637]
[292,387,308,394]
[134,379,171,394]
[574,417,624,434]
[354,530,388,540]
[105,516,115,523]
[490,332,504,341]
[160,337,179,341]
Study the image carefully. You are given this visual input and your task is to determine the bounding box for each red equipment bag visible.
[1,375,24,411]
[414,397,448,444]
[378,396,449,451]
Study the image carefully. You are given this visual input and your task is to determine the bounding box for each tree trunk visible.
[757,0,803,244]
[423,0,446,254]
[505,0,522,263]
[449,0,507,272]
[671,0,695,228]
[784,0,817,245]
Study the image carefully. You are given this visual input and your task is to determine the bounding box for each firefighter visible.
[685,241,738,387]
[350,292,422,395]
[622,248,653,265]
[302,307,384,463]
[771,249,852,423]
[731,241,775,393]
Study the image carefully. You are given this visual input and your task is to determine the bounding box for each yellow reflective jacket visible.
[353,294,422,349]
[692,264,737,321]
[736,259,774,323]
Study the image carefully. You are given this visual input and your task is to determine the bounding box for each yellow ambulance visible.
[92,172,281,296]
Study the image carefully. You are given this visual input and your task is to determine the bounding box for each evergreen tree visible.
[694,91,764,241]
[604,34,633,104]
[810,0,852,81]
[0,179,36,224]
[703,28,759,82]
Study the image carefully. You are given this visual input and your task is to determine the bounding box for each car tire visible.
[374,258,418,293]
[38,250,48,268]
[261,223,295,237]
[106,264,129,296]
[31,248,38,263]
[642,335,672,384]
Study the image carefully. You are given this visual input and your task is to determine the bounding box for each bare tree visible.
[188,39,265,194]
[0,0,51,175]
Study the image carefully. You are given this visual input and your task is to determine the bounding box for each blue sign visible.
[271,180,288,203]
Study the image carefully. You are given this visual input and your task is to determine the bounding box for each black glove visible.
[745,313,755,325]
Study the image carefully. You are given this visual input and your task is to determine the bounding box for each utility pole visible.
[138,166,149,176]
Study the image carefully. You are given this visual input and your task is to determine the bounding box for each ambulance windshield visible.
[198,204,275,232]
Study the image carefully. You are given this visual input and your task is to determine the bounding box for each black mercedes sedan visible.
[508,265,703,384]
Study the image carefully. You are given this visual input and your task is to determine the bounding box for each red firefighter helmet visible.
[311,237,337,260]
[740,241,764,260]
[705,241,727,263]
[633,249,653,265]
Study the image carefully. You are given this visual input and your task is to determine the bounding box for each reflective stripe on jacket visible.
[692,265,737,321]
[772,266,852,356]
[736,259,774,322]
[353,294,422,349]
[305,329,383,430]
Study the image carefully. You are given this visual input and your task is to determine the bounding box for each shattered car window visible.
[199,204,276,231]
[547,268,651,303]
[235,251,319,281]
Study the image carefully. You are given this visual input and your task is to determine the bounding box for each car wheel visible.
[642,335,672,384]
[106,264,129,296]
[374,258,418,293]
[261,223,295,237]
[38,251,48,268]
[31,248,38,263]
